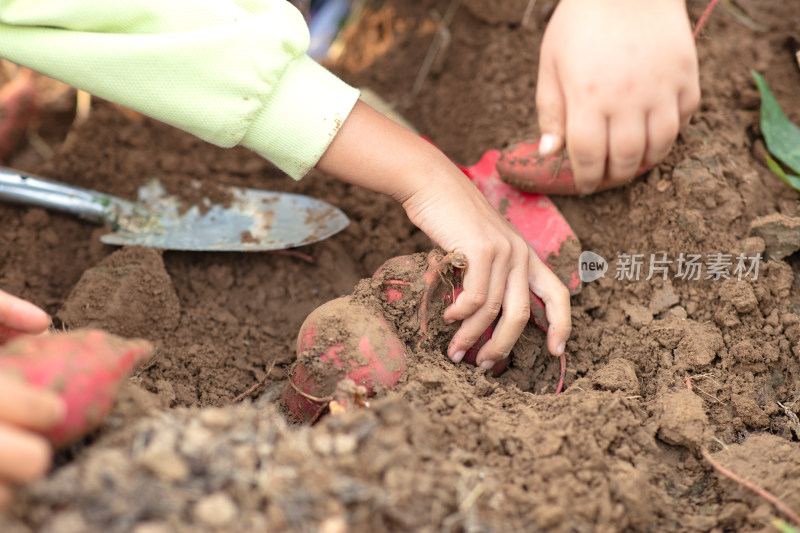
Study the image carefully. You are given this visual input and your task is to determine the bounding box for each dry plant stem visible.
[402,0,460,103]
[74,90,91,125]
[521,0,537,27]
[778,402,800,437]
[288,378,333,404]
[700,447,800,527]
[233,359,276,402]
[26,129,54,160]
[268,250,316,263]
[693,0,721,38]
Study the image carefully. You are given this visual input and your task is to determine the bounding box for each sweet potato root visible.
[0,329,152,447]
[282,297,406,423]
[374,250,507,375]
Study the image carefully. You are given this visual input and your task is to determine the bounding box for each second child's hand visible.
[535,0,700,193]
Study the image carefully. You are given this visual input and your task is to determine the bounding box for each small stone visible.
[180,424,214,457]
[137,427,190,482]
[319,516,348,533]
[656,179,672,192]
[663,306,688,320]
[139,450,190,482]
[333,434,358,455]
[199,407,234,429]
[311,433,335,455]
[232,445,258,470]
[749,213,800,260]
[193,493,238,527]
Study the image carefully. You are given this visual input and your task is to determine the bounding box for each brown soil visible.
[1,1,799,531]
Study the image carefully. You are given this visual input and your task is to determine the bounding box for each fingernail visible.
[557,342,566,356]
[451,350,465,363]
[480,360,495,370]
[538,133,557,156]
[445,317,456,324]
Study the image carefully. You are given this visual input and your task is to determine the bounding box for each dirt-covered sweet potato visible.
[282,297,406,423]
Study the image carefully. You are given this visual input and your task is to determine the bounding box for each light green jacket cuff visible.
[0,0,359,179]
[242,54,359,179]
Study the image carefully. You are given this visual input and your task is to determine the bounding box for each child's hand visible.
[0,375,62,508]
[0,289,51,342]
[536,0,700,193]
[317,102,571,368]
[0,290,61,508]
[400,161,572,368]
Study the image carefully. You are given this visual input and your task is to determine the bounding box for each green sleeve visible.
[0,0,360,179]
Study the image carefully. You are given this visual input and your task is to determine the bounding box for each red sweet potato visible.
[0,68,39,162]
[0,329,152,447]
[282,297,406,423]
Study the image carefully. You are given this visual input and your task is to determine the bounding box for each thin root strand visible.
[701,447,800,527]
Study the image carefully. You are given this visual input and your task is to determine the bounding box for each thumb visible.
[535,57,566,157]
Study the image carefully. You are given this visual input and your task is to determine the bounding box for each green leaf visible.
[752,70,800,176]
[772,519,800,533]
[766,154,800,192]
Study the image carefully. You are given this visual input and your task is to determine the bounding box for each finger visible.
[0,290,50,336]
[473,260,531,368]
[607,114,647,184]
[678,84,701,130]
[528,256,571,357]
[446,246,511,362]
[536,54,567,156]
[644,106,680,166]
[0,424,52,483]
[0,483,12,509]
[0,375,64,432]
[566,111,608,194]
[443,243,504,323]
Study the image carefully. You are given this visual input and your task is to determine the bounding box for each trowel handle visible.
[0,167,115,225]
